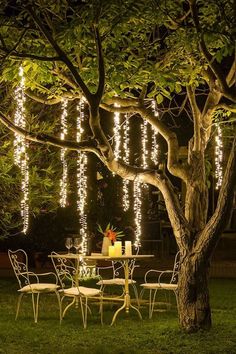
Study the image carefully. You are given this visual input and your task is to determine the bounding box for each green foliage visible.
[0,0,235,238]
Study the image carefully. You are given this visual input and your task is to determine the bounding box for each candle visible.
[125,241,132,256]
[114,241,122,256]
[108,245,115,257]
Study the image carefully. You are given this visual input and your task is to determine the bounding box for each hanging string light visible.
[133,179,142,247]
[113,103,121,161]
[14,66,29,234]
[122,114,130,211]
[215,121,223,190]
[59,99,68,207]
[151,100,159,165]
[141,119,148,169]
[77,98,88,254]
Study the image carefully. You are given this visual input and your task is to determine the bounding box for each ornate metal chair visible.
[8,249,61,323]
[96,246,140,305]
[140,251,180,318]
[51,252,103,329]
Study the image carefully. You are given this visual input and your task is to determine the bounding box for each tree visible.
[0,0,235,332]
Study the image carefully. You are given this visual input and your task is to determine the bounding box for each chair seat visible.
[62,286,101,297]
[140,282,178,290]
[97,278,136,286]
[18,283,59,293]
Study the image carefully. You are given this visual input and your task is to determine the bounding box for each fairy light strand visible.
[151,100,159,165]
[215,121,223,190]
[122,114,130,211]
[141,119,148,168]
[133,179,142,247]
[113,103,121,161]
[14,66,29,234]
[77,99,88,254]
[59,99,68,207]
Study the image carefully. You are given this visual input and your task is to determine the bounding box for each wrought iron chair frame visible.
[51,252,103,329]
[8,249,61,323]
[140,251,180,318]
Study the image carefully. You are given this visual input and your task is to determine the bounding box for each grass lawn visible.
[0,277,235,354]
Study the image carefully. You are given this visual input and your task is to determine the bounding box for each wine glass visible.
[73,238,81,254]
[65,237,73,253]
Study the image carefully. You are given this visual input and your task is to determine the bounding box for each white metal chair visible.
[51,252,103,329]
[96,246,140,305]
[140,251,180,318]
[8,249,61,323]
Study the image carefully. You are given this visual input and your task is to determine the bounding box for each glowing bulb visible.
[77,98,88,254]
[14,66,29,234]
[59,99,68,207]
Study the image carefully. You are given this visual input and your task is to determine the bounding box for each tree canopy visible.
[0,0,236,332]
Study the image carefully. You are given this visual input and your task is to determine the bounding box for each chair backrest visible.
[170,251,181,284]
[51,253,99,288]
[8,249,30,289]
[51,252,77,288]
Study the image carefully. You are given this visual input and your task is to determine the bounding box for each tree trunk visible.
[177,254,211,332]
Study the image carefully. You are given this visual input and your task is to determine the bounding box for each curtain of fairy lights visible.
[122,114,130,211]
[59,99,68,207]
[77,99,88,254]
[14,66,29,234]
[151,100,159,165]
[215,122,223,190]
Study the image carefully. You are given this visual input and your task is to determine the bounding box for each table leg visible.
[110,260,142,325]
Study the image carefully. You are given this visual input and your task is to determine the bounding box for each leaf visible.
[156,94,163,104]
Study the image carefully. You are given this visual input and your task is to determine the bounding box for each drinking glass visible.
[73,238,81,254]
[65,237,73,253]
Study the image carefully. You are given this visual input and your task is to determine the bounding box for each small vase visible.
[101,237,112,256]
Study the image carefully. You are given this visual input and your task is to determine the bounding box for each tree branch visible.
[25,90,79,105]
[136,106,189,182]
[26,5,92,104]
[0,110,100,155]
[93,25,105,104]
[190,0,236,102]
[4,50,61,61]
[186,85,201,151]
[195,136,236,257]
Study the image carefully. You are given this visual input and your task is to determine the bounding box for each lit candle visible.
[114,241,122,256]
[125,241,132,256]
[108,245,115,257]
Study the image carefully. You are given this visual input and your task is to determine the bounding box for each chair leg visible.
[150,289,158,319]
[62,297,76,319]
[132,284,140,307]
[31,293,37,323]
[79,297,85,327]
[139,288,144,301]
[100,296,103,326]
[55,291,62,322]
[15,293,24,320]
[80,297,88,329]
[84,297,88,329]
[35,293,40,323]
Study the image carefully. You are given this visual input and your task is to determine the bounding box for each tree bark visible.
[177,253,211,332]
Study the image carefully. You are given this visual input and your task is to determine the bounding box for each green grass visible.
[0,278,236,354]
